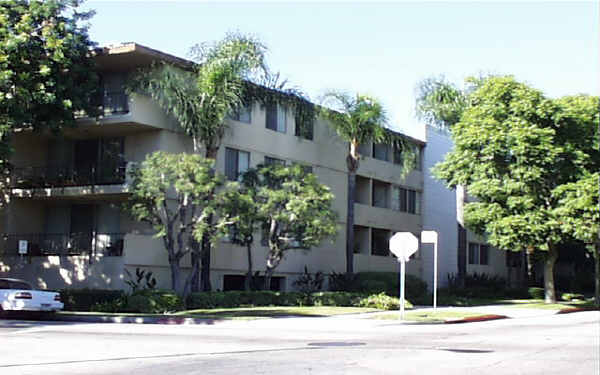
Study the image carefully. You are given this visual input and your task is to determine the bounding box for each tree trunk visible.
[170,259,181,295]
[526,246,535,286]
[346,171,356,274]
[595,242,599,307]
[245,243,253,291]
[264,266,274,291]
[201,233,212,291]
[190,249,200,293]
[544,244,559,303]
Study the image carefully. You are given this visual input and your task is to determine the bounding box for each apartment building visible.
[422,126,524,288]
[0,43,426,291]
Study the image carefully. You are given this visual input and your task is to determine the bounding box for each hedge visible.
[60,288,125,311]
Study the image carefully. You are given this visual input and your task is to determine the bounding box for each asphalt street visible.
[1,311,598,375]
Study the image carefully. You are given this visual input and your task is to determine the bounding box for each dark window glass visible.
[393,145,403,165]
[265,156,285,166]
[371,229,390,256]
[373,143,390,161]
[480,245,489,265]
[399,188,408,212]
[225,148,239,181]
[266,102,278,131]
[468,243,479,264]
[372,181,389,209]
[408,190,417,214]
[295,116,313,140]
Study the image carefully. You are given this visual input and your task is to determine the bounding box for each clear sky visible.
[84,1,599,140]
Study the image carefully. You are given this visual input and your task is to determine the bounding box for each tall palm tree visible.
[128,33,267,291]
[320,91,412,274]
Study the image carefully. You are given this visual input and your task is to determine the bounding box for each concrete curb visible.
[48,314,221,325]
[556,307,600,315]
[444,314,508,324]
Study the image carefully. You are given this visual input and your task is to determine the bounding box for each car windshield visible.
[0,280,32,290]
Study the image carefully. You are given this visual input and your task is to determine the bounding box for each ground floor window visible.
[223,274,284,291]
[468,243,489,265]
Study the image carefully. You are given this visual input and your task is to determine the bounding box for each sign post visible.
[421,230,439,312]
[389,232,419,320]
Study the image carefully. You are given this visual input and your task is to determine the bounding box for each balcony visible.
[1,233,125,257]
[100,91,129,116]
[10,162,128,189]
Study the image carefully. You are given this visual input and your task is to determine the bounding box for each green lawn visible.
[372,310,492,323]
[175,306,378,319]
[59,306,378,320]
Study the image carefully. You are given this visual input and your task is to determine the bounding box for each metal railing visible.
[1,233,125,257]
[101,91,129,115]
[10,162,127,189]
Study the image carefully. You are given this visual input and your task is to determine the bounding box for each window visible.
[372,180,390,209]
[393,143,422,171]
[469,243,489,265]
[393,187,421,214]
[371,228,390,256]
[358,142,371,158]
[264,156,286,166]
[373,143,390,162]
[225,148,250,181]
[266,103,286,133]
[228,104,252,124]
[295,115,313,140]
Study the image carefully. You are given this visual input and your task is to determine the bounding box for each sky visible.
[84,1,599,140]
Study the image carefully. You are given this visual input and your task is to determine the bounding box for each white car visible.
[0,278,63,313]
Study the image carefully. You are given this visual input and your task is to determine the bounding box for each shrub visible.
[125,289,184,313]
[528,287,545,299]
[311,292,363,307]
[293,266,324,295]
[446,272,509,298]
[328,271,428,302]
[60,289,125,311]
[328,271,361,292]
[561,293,584,301]
[357,292,413,310]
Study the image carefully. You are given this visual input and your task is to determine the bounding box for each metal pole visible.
[400,260,406,320]
[433,240,438,312]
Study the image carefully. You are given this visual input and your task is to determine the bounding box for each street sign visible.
[421,230,439,311]
[18,240,28,255]
[389,232,419,262]
[389,232,419,320]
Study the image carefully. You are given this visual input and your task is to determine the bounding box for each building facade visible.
[0,44,427,291]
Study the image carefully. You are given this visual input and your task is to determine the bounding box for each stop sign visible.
[389,232,419,262]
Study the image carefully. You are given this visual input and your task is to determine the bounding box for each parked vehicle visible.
[0,278,63,313]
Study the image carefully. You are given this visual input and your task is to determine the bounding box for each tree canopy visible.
[128,152,226,297]
[433,76,599,302]
[247,163,338,289]
[0,0,99,204]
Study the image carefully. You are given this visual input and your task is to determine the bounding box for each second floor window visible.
[225,147,250,181]
[266,103,287,133]
[373,143,391,162]
[392,187,421,214]
[228,104,252,124]
[294,116,314,140]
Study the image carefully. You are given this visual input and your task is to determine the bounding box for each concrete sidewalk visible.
[4,304,594,325]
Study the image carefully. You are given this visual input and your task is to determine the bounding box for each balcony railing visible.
[101,91,129,116]
[10,162,127,189]
[1,233,125,257]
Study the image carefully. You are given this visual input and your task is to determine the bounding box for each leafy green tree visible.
[128,152,227,297]
[128,33,267,291]
[251,164,338,290]
[433,76,599,303]
[0,0,99,204]
[320,92,412,274]
[217,173,262,291]
[553,173,600,305]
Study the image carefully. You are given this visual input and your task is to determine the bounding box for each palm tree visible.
[128,33,267,291]
[320,91,412,274]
